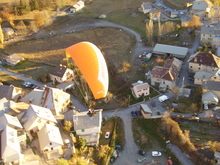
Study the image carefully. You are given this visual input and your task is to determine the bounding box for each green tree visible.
[55,158,69,165]
[76,137,87,149]
[34,0,39,10]
[63,121,72,132]
[195,85,202,99]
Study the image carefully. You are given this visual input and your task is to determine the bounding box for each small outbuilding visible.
[152,43,188,59]
[140,104,152,119]
[70,0,85,13]
[2,54,25,66]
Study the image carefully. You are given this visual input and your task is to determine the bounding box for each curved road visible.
[1,19,195,165]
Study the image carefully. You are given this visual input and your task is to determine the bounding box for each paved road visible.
[1,17,196,165]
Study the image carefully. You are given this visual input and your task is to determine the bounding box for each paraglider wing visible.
[66,42,109,99]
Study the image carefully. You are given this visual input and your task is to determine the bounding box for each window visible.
[51,147,53,150]
[50,142,52,145]
[190,66,192,68]
[198,67,200,70]
[81,129,85,132]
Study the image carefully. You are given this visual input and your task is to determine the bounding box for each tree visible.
[63,121,72,132]
[55,158,69,165]
[34,0,39,10]
[118,61,131,73]
[0,19,4,44]
[186,15,203,30]
[76,137,87,149]
[97,145,111,159]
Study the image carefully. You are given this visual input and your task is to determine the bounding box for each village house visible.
[65,109,102,146]
[49,65,74,83]
[0,84,22,102]
[2,54,25,66]
[1,126,23,164]
[140,104,152,119]
[0,97,11,116]
[188,52,220,73]
[189,1,210,21]
[194,68,220,85]
[41,87,71,116]
[70,0,85,13]
[131,81,150,98]
[200,22,220,48]
[138,2,152,14]
[150,58,183,91]
[20,87,71,116]
[21,104,57,133]
[37,124,63,160]
[202,81,220,105]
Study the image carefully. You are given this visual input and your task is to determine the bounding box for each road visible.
[0,17,196,165]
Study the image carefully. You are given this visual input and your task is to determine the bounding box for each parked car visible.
[137,150,147,156]
[213,106,220,111]
[152,151,162,157]
[158,95,169,102]
[131,111,137,118]
[105,132,110,139]
[21,81,32,87]
[192,113,198,117]
[29,84,39,89]
[135,111,141,117]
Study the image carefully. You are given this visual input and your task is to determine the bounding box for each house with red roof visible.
[150,58,182,91]
[188,52,220,73]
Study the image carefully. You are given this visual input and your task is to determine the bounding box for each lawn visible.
[0,72,23,86]
[3,61,54,80]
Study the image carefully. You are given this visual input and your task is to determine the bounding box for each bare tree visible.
[186,15,203,30]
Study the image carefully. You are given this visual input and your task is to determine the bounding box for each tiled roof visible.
[151,58,182,81]
[189,52,220,67]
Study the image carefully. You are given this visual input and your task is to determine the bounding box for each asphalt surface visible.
[0,16,197,165]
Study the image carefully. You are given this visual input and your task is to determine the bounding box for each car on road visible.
[29,84,39,89]
[135,111,142,117]
[158,95,169,102]
[21,81,32,87]
[152,151,162,157]
[192,113,198,117]
[131,111,137,118]
[137,150,147,156]
[105,132,110,139]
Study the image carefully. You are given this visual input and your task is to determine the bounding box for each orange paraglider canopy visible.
[66,42,109,99]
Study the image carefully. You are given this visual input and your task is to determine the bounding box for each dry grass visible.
[3,27,135,71]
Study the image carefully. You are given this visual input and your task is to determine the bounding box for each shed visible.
[70,0,85,13]
[152,44,188,59]
[140,104,152,119]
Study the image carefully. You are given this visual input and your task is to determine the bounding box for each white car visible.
[152,151,162,157]
[158,95,169,102]
[105,132,110,139]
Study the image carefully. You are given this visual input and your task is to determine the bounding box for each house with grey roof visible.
[200,22,220,47]
[152,44,188,59]
[0,85,22,102]
[69,109,102,146]
[37,124,63,160]
[217,47,220,57]
[139,2,152,14]
[140,104,152,118]
[188,52,220,73]
[194,69,220,85]
[21,104,57,133]
[20,88,44,105]
[2,54,25,66]
[1,126,23,164]
[189,1,210,20]
[179,88,191,97]
[202,91,218,105]
[202,81,220,104]
[0,113,22,131]
[131,81,150,98]
[0,97,11,116]
[150,58,182,91]
[49,65,74,83]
